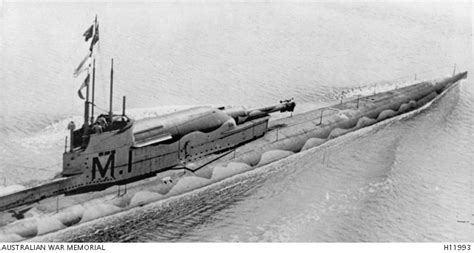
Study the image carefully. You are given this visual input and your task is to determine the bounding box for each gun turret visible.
[224,99,296,124]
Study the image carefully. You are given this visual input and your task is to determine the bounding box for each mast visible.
[83,70,90,133]
[122,96,126,116]
[109,58,114,122]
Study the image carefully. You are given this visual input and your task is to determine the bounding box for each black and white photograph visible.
[0,0,472,245]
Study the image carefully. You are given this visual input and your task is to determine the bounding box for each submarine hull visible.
[0,71,467,214]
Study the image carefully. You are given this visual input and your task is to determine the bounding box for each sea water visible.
[0,1,472,242]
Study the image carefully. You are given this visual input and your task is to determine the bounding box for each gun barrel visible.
[224,99,296,124]
[252,100,296,114]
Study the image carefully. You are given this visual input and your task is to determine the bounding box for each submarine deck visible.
[187,78,461,170]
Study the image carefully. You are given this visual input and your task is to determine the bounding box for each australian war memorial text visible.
[0,244,106,251]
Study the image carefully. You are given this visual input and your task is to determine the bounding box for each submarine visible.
[0,18,469,228]
[0,69,467,214]
[0,70,468,242]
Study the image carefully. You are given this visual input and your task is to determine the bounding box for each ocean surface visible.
[0,1,472,242]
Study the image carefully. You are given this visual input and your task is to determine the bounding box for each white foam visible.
[377,109,397,121]
[257,150,294,167]
[0,219,38,238]
[167,176,210,196]
[52,205,84,227]
[111,193,133,208]
[329,128,350,138]
[211,162,251,181]
[129,191,162,207]
[193,166,214,179]
[301,138,326,151]
[342,77,431,99]
[0,233,24,242]
[35,217,66,236]
[80,203,122,223]
[356,117,376,128]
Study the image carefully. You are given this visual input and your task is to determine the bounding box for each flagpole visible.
[91,58,96,123]
[76,15,98,140]
[90,15,98,55]
[90,15,98,124]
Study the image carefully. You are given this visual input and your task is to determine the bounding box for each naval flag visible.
[78,74,90,100]
[83,25,93,42]
[89,23,99,52]
[73,54,90,78]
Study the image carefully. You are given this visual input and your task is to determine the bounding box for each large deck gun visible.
[223,99,296,124]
